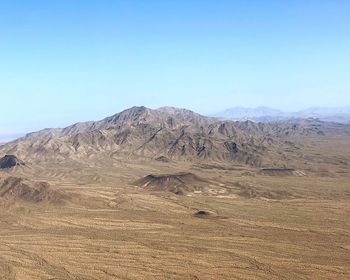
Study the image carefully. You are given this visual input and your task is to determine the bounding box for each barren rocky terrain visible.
[0,107,349,279]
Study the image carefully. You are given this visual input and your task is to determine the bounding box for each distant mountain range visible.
[213,106,350,123]
[0,133,25,144]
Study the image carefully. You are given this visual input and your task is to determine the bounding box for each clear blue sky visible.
[0,0,349,137]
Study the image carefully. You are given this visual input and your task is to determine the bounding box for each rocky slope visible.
[0,106,323,167]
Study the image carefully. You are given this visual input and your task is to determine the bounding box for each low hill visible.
[0,176,66,204]
[134,172,211,195]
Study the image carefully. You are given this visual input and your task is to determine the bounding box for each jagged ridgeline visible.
[0,106,321,166]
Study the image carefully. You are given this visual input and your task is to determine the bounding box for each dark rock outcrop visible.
[0,155,25,169]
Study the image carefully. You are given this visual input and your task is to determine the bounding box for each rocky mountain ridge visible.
[0,106,325,167]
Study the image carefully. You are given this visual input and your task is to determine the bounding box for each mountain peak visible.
[103,106,151,125]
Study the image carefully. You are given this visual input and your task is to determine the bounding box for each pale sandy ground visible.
[0,158,349,280]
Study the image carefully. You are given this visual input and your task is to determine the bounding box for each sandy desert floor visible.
[0,157,349,280]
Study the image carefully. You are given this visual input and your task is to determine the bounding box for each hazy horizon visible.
[1,1,350,138]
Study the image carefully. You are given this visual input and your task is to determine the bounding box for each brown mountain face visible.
[0,106,322,167]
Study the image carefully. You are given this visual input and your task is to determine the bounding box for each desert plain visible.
[0,107,349,280]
